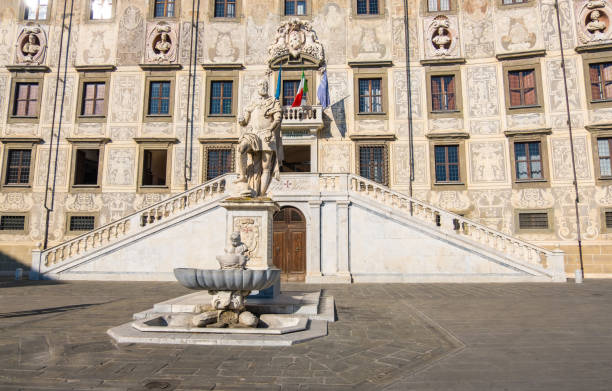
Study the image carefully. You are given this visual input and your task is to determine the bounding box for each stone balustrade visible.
[281,105,324,131]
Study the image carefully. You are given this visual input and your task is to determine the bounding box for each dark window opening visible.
[142,149,167,186]
[210,81,233,115]
[206,148,233,180]
[285,0,306,15]
[214,0,236,17]
[74,149,100,186]
[359,145,386,184]
[282,80,300,107]
[281,145,311,173]
[24,0,48,20]
[606,211,612,229]
[431,75,456,112]
[356,0,378,15]
[519,212,549,230]
[434,145,460,183]
[5,149,32,185]
[0,216,26,231]
[69,216,96,232]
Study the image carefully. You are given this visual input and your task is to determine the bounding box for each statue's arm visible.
[238,106,252,126]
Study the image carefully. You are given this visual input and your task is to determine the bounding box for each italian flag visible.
[291,70,308,107]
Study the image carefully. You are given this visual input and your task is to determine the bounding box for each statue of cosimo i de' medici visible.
[235,79,284,197]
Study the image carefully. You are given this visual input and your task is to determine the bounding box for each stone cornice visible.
[425,131,469,139]
[74,65,116,72]
[496,49,546,61]
[0,137,44,144]
[585,123,612,133]
[139,63,182,71]
[65,137,111,144]
[504,128,552,137]
[349,134,396,141]
[133,137,179,144]
[198,137,239,143]
[575,43,612,53]
[420,58,466,66]
[348,60,393,68]
[201,63,244,70]
[5,65,51,73]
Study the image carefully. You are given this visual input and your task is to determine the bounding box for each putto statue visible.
[235,79,284,197]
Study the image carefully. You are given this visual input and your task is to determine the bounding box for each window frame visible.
[427,137,467,190]
[352,67,389,120]
[582,51,612,110]
[0,138,41,190]
[20,0,52,21]
[86,0,116,22]
[426,66,463,118]
[143,75,176,123]
[67,138,109,192]
[497,0,532,9]
[8,74,44,124]
[0,213,30,235]
[65,212,99,236]
[514,209,554,234]
[282,0,310,18]
[135,138,177,193]
[422,0,457,15]
[209,0,242,21]
[502,58,544,115]
[588,127,612,185]
[76,70,111,123]
[351,0,385,18]
[279,69,315,108]
[354,142,389,186]
[149,0,180,19]
[506,130,550,189]
[201,142,236,182]
[205,69,239,121]
[601,208,612,234]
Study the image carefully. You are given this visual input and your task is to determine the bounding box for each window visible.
[589,63,612,102]
[356,0,379,14]
[514,141,543,180]
[214,0,236,18]
[73,149,100,186]
[282,80,300,107]
[428,0,450,11]
[502,0,527,4]
[24,0,49,20]
[598,138,612,178]
[154,0,175,17]
[69,216,96,232]
[148,81,171,116]
[431,75,456,112]
[206,148,233,180]
[508,69,537,108]
[81,82,106,116]
[90,0,113,20]
[0,215,26,232]
[142,149,168,186]
[358,78,383,113]
[518,212,549,230]
[434,145,460,183]
[4,149,32,185]
[285,0,306,15]
[359,145,387,184]
[12,83,39,118]
[210,81,233,115]
[606,211,612,229]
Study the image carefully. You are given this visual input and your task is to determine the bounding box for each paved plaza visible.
[1,279,612,390]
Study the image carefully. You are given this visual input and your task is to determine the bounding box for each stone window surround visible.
[427,135,468,190]
[352,65,390,120]
[352,136,392,186]
[143,72,176,123]
[496,0,533,9]
[199,138,238,182]
[581,50,612,110]
[350,0,387,18]
[601,207,612,233]
[7,72,45,124]
[0,212,30,235]
[65,212,99,236]
[84,0,117,23]
[75,67,113,123]
[208,0,243,22]
[134,137,177,193]
[505,129,551,189]
[19,0,52,21]
[501,57,545,115]
[421,0,458,16]
[204,68,239,122]
[67,137,110,193]
[279,68,316,107]
[514,209,554,234]
[0,138,43,191]
[281,0,311,19]
[586,124,612,185]
[425,65,463,119]
[149,0,181,19]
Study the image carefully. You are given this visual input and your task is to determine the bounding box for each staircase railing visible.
[40,174,233,269]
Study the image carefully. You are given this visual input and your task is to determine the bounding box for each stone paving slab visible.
[2,280,612,390]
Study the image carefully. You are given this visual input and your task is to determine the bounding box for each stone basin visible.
[174,268,280,291]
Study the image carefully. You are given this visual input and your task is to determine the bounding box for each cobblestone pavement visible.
[1,280,612,390]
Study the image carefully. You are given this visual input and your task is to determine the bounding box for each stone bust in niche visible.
[22,33,40,60]
[154,32,171,54]
[15,24,47,65]
[586,10,607,34]
[144,21,178,64]
[432,27,451,50]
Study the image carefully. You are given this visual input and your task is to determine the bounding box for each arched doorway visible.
[273,207,306,282]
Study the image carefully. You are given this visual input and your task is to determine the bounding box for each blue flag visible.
[274,65,282,100]
[317,70,330,108]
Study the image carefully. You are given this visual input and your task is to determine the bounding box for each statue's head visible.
[591,10,601,20]
[437,27,445,35]
[257,80,269,97]
[230,231,241,246]
[28,33,36,44]
[161,32,168,42]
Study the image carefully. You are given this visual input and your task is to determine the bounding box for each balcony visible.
[281,105,324,135]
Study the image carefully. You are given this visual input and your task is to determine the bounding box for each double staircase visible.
[32,173,565,282]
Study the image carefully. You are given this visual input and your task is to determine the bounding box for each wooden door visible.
[273,207,306,282]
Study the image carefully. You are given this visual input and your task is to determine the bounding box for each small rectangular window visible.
[282,80,300,107]
[90,0,113,19]
[606,211,612,229]
[206,148,233,180]
[358,78,383,113]
[210,81,233,115]
[508,69,537,108]
[356,0,378,15]
[428,0,450,12]
[214,0,236,17]
[74,149,100,186]
[285,0,306,15]
[5,149,32,185]
[431,75,456,112]
[13,83,39,117]
[142,149,167,186]
[598,138,612,177]
[514,141,543,180]
[503,0,527,4]
[359,145,386,184]
[24,0,48,20]
[69,216,96,232]
[434,145,460,183]
[0,216,26,231]
[589,63,612,102]
[518,212,548,230]
[148,81,171,116]
[154,0,175,17]
[81,82,106,116]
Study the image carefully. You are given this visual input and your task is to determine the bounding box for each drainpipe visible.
[43,0,74,250]
[184,0,201,191]
[554,0,584,281]
[403,0,415,216]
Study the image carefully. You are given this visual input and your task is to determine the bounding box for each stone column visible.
[336,200,352,283]
[29,249,41,280]
[306,200,322,282]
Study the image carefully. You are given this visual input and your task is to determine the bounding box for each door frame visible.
[273,205,309,281]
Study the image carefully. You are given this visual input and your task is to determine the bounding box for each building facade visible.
[0,0,611,278]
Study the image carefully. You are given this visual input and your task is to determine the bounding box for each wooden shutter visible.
[431,76,441,111]
[508,72,522,107]
[590,64,603,100]
[446,76,456,110]
[523,70,537,106]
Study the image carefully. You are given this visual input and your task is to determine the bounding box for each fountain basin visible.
[174,268,280,291]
